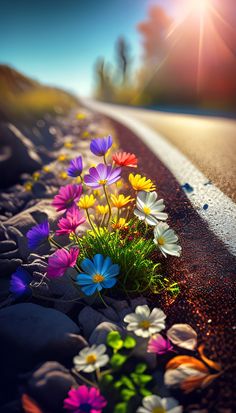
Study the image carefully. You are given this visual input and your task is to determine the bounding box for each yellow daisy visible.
[110,194,133,209]
[32,172,40,181]
[78,194,96,209]
[57,154,68,162]
[24,181,33,192]
[112,217,128,229]
[96,205,109,215]
[59,171,68,180]
[129,173,156,192]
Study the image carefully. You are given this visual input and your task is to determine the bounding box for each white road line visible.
[83,100,236,257]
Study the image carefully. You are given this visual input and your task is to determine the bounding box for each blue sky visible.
[0,0,177,96]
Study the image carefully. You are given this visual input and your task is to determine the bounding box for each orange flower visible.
[112,152,138,168]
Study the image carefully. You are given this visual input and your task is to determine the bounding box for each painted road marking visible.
[84,100,236,257]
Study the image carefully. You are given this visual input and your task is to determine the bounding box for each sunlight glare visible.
[191,0,210,14]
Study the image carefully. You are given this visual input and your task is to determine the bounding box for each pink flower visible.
[52,184,82,212]
[64,385,107,413]
[56,205,86,236]
[147,334,173,355]
[47,247,79,278]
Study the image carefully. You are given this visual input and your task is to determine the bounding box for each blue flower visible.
[26,220,50,250]
[76,254,119,296]
[90,136,113,157]
[67,156,83,177]
[10,267,32,298]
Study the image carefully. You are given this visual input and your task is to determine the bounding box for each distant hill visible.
[0,65,78,121]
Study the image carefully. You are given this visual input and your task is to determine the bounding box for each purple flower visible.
[26,220,50,250]
[10,267,31,297]
[84,163,121,189]
[52,184,83,212]
[47,247,79,278]
[90,135,112,156]
[56,205,86,236]
[147,334,173,355]
[64,385,107,413]
[67,156,83,177]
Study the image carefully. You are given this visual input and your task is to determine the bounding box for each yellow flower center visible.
[157,237,165,246]
[138,320,151,329]
[152,408,166,413]
[99,179,107,185]
[86,354,97,364]
[143,206,151,215]
[93,273,105,283]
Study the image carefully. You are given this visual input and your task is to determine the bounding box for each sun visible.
[191,0,210,14]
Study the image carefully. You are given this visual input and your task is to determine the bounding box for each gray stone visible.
[89,321,122,345]
[78,306,109,338]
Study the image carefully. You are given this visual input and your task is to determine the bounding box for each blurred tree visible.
[94,58,113,102]
[115,37,132,84]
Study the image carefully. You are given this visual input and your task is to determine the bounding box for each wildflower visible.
[75,254,119,296]
[96,205,109,215]
[82,131,89,138]
[129,173,156,192]
[59,171,68,180]
[112,151,138,167]
[112,217,128,230]
[67,156,83,177]
[64,141,73,149]
[76,113,86,120]
[73,344,109,373]
[153,223,182,257]
[24,181,33,192]
[57,154,68,162]
[134,191,168,225]
[90,135,112,156]
[10,267,31,298]
[124,305,166,338]
[32,171,40,181]
[137,395,182,413]
[147,334,173,355]
[47,247,79,278]
[26,220,50,250]
[43,165,51,173]
[84,164,121,189]
[52,184,82,211]
[56,205,86,236]
[64,385,107,413]
[110,194,133,209]
[78,194,96,209]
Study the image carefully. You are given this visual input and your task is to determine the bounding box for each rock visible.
[0,303,83,380]
[0,123,42,188]
[89,321,122,345]
[0,258,22,277]
[27,362,76,412]
[31,181,47,197]
[78,306,109,339]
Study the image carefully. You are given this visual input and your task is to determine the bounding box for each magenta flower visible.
[64,385,107,413]
[90,135,112,156]
[52,184,82,212]
[47,247,79,278]
[56,205,86,236]
[147,334,173,355]
[84,164,121,189]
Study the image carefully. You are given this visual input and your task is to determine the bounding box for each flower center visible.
[93,273,105,283]
[152,408,166,413]
[86,354,97,364]
[143,206,151,215]
[139,320,151,329]
[98,179,107,185]
[157,236,165,246]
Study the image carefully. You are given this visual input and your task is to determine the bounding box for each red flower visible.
[112,152,138,168]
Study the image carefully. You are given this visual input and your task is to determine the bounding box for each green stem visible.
[72,368,98,387]
[103,154,107,165]
[49,236,63,250]
[86,209,97,232]
[103,185,112,226]
[100,213,107,228]
[97,291,109,308]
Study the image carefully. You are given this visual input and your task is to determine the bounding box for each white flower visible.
[137,394,183,413]
[153,222,182,257]
[73,344,109,373]
[124,305,166,338]
[134,191,168,226]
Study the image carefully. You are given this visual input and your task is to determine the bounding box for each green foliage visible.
[77,224,164,293]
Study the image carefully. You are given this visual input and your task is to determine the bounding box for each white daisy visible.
[153,222,182,258]
[124,305,166,338]
[137,394,183,413]
[73,344,109,373]
[134,191,168,226]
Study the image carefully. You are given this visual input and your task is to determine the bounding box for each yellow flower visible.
[110,194,133,209]
[59,171,68,180]
[57,154,68,162]
[129,173,156,192]
[116,179,124,189]
[43,165,51,173]
[64,141,73,149]
[82,131,89,138]
[24,181,33,192]
[96,205,109,215]
[112,217,128,229]
[32,172,40,181]
[78,194,96,209]
[76,113,86,120]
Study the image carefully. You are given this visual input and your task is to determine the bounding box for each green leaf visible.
[107,331,124,350]
[120,376,135,390]
[102,374,114,384]
[131,373,152,386]
[134,363,147,374]
[123,335,136,349]
[121,389,136,401]
[110,354,127,368]
[114,402,128,413]
[140,388,152,397]
[114,380,123,389]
